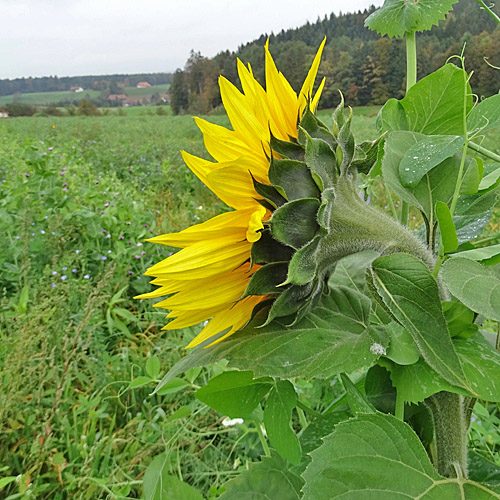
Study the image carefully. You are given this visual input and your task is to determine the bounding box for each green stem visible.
[470,230,500,246]
[468,141,500,163]
[297,407,308,429]
[449,60,470,218]
[426,392,470,478]
[297,400,322,418]
[254,421,271,458]
[474,0,500,24]
[405,30,417,92]
[395,390,405,421]
[384,184,399,220]
[400,30,418,226]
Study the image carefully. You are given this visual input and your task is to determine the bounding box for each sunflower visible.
[137,39,326,348]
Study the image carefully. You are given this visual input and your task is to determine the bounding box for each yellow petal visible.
[154,267,249,310]
[148,208,255,248]
[264,44,298,138]
[311,77,326,113]
[207,166,259,209]
[145,237,250,278]
[162,305,227,330]
[219,76,269,150]
[194,117,255,163]
[298,37,326,114]
[247,206,267,242]
[186,295,266,348]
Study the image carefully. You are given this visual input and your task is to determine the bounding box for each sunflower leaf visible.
[156,286,389,387]
[302,412,499,499]
[365,0,457,39]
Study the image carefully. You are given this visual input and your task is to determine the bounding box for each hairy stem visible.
[425,392,471,478]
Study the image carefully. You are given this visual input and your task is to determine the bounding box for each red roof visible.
[136,82,151,87]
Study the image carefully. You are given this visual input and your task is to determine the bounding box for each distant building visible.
[70,86,84,92]
[159,93,170,104]
[0,111,8,118]
[108,94,128,101]
[136,82,151,88]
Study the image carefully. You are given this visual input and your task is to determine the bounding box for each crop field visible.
[0,84,171,106]
[1,109,499,499]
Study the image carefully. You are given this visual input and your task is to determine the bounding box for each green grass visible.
[0,84,170,106]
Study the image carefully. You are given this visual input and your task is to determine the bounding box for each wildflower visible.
[52,271,57,276]
[61,275,67,280]
[48,147,53,151]
[119,235,124,240]
[75,249,80,254]
[62,267,67,270]
[101,256,107,260]
[137,40,326,348]
[72,268,77,273]
[83,274,90,279]
[51,283,56,288]
[24,173,30,178]
[40,230,45,234]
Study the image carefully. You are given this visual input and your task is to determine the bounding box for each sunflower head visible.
[138,39,381,348]
[242,94,382,327]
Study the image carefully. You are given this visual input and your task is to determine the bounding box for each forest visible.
[170,1,500,114]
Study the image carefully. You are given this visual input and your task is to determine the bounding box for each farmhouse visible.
[108,94,128,102]
[70,86,84,92]
[136,82,151,88]
[0,111,8,118]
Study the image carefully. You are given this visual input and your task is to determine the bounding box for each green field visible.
[0,84,170,106]
[1,110,499,499]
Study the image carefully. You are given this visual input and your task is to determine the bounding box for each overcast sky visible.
[0,0,383,79]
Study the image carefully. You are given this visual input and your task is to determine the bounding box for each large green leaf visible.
[382,131,425,210]
[454,244,500,266]
[144,454,203,500]
[365,0,457,38]
[302,413,500,499]
[219,453,303,500]
[412,155,460,221]
[195,371,272,418]
[378,64,471,136]
[156,287,389,389]
[454,212,492,243]
[386,333,500,403]
[468,94,500,135]
[399,134,464,187]
[369,253,470,391]
[441,258,500,321]
[264,380,301,464]
[402,64,471,135]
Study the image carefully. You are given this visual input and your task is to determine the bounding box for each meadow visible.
[1,108,499,499]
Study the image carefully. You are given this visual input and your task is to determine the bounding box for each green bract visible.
[244,97,435,327]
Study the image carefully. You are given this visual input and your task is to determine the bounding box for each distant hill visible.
[170,1,500,114]
[0,73,172,98]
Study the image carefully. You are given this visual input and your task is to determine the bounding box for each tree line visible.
[171,1,500,114]
[0,73,172,97]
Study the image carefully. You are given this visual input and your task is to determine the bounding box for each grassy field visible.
[0,109,499,499]
[0,84,170,106]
